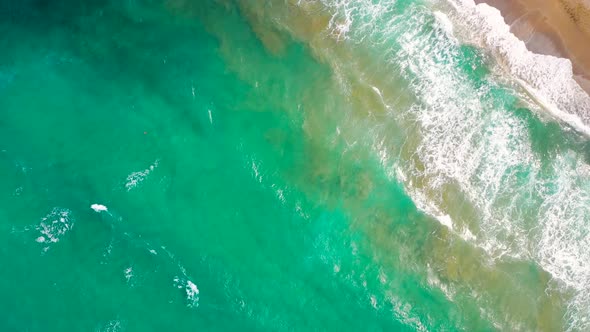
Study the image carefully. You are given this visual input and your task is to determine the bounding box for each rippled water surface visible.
[1,1,589,331]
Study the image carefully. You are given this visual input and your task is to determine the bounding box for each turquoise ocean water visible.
[1,1,589,331]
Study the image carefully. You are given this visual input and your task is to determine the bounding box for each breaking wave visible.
[292,0,590,329]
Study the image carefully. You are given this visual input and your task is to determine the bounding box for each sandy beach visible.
[476,0,590,94]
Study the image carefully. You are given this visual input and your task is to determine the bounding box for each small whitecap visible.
[436,214,453,231]
[187,280,199,296]
[333,264,341,273]
[124,267,133,282]
[35,208,74,247]
[125,160,159,191]
[173,278,199,308]
[91,204,108,212]
[370,295,378,309]
[100,319,124,332]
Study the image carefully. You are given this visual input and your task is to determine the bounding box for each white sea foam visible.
[432,10,456,41]
[98,319,124,332]
[333,263,341,273]
[174,276,200,308]
[426,265,455,300]
[535,154,590,329]
[398,5,590,329]
[91,204,108,212]
[125,159,159,191]
[186,280,199,298]
[386,291,429,332]
[395,7,589,328]
[398,6,590,330]
[35,208,74,246]
[124,267,133,283]
[370,294,378,308]
[444,0,590,135]
[251,159,263,183]
[304,0,590,329]
[273,185,286,204]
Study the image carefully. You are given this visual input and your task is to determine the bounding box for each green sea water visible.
[1,1,589,331]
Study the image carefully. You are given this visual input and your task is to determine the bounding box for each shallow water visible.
[1,1,589,331]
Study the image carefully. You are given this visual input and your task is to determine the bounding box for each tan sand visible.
[475,0,590,94]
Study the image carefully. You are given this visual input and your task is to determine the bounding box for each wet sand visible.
[476,0,590,94]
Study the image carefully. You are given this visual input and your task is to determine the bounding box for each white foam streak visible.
[397,4,590,329]
[392,7,590,328]
[536,154,590,329]
[385,6,535,256]
[398,6,590,329]
[125,159,159,191]
[307,1,590,328]
[446,0,590,135]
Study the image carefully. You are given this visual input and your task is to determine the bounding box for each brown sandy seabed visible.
[475,0,590,95]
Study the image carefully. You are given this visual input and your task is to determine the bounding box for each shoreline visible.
[475,0,590,94]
